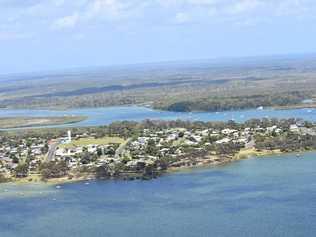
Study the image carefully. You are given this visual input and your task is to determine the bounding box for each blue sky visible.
[1,0,316,74]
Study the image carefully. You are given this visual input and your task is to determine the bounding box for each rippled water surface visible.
[1,152,316,237]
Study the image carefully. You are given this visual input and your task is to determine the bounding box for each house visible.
[290,124,299,132]
[87,145,97,153]
[185,140,197,146]
[221,129,237,135]
[166,134,178,142]
[191,135,202,143]
[266,125,277,133]
[215,138,231,144]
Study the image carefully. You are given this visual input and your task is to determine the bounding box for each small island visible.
[0,116,87,129]
[0,118,315,184]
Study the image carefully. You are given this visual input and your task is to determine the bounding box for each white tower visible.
[67,130,72,143]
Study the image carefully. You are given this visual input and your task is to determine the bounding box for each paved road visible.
[245,137,256,149]
[47,141,59,161]
[115,138,131,159]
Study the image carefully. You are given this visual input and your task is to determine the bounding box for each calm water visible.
[0,106,315,129]
[1,152,316,237]
[1,106,316,236]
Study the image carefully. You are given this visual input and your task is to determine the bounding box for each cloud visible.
[275,0,310,16]
[86,0,124,19]
[51,12,79,30]
[158,0,316,27]
[158,0,316,15]
[83,0,148,22]
[2,0,316,35]
[49,0,146,31]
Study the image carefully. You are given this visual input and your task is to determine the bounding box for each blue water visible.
[0,106,315,129]
[1,152,316,237]
[1,106,316,236]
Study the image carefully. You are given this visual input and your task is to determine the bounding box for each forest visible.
[159,92,309,112]
[0,55,316,111]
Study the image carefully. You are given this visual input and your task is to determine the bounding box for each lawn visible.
[59,137,125,148]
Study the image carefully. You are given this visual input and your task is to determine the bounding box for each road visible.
[46,141,60,161]
[115,138,132,159]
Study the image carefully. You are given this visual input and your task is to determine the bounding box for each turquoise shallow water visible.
[0,106,315,129]
[1,152,316,237]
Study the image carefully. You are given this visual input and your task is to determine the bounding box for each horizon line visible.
[1,51,316,78]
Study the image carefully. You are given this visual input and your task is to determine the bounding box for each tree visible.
[95,165,110,178]
[10,154,19,164]
[40,160,69,179]
[41,144,49,154]
[80,152,97,164]
[14,163,29,178]
[97,148,103,157]
[146,139,158,156]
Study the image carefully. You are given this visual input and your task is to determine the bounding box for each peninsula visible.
[0,118,315,184]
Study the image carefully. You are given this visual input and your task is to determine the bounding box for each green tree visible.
[14,163,29,178]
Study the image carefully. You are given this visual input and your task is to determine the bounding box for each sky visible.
[1,0,316,74]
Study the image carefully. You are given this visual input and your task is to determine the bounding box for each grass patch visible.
[59,137,125,148]
[235,148,282,159]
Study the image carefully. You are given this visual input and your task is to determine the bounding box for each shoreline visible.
[0,115,87,130]
[2,148,311,186]
[167,148,284,174]
[273,104,316,110]
[1,103,315,115]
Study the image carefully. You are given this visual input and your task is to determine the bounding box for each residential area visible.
[0,118,316,182]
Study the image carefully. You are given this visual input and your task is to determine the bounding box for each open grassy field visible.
[60,137,125,148]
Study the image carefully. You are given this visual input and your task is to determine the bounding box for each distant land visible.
[0,54,316,112]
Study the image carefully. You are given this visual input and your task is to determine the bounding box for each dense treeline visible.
[40,160,69,179]
[161,92,309,112]
[255,133,316,152]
